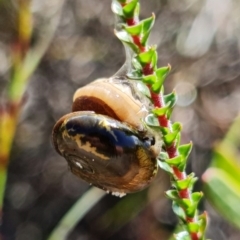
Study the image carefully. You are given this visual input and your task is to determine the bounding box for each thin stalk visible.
[47,187,106,240]
[113,0,207,239]
[125,15,197,236]
[0,0,64,216]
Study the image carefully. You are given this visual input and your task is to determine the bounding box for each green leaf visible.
[178,143,192,171]
[158,151,169,161]
[152,104,170,117]
[181,198,192,209]
[151,65,171,93]
[198,212,208,235]
[188,177,198,191]
[187,222,199,233]
[142,14,155,33]
[136,81,150,98]
[165,156,183,167]
[178,156,187,172]
[159,126,170,135]
[158,160,173,174]
[175,132,181,148]
[203,168,240,229]
[132,57,142,70]
[174,174,196,191]
[172,202,186,221]
[164,130,181,146]
[164,90,177,108]
[111,0,123,16]
[174,231,191,240]
[172,122,182,132]
[115,30,139,52]
[141,14,155,45]
[142,74,156,84]
[144,113,159,127]
[211,144,240,181]
[151,80,163,94]
[125,23,142,35]
[122,0,138,18]
[156,65,171,78]
[191,192,203,203]
[186,204,197,218]
[166,190,179,200]
[151,51,158,70]
[137,47,156,65]
[178,143,193,159]
[127,70,142,80]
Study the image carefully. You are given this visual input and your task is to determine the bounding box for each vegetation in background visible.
[1,1,240,240]
[0,0,63,217]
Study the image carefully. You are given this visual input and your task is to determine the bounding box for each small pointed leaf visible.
[181,198,192,208]
[178,142,192,160]
[141,14,155,45]
[165,190,179,200]
[159,126,170,135]
[174,175,194,190]
[165,155,183,167]
[175,129,181,147]
[137,47,155,65]
[111,0,123,16]
[178,156,187,172]
[115,30,139,52]
[151,65,171,93]
[127,70,142,80]
[132,57,142,70]
[172,202,186,221]
[158,151,169,161]
[142,74,156,84]
[152,104,170,117]
[142,14,155,34]
[145,113,159,127]
[198,212,208,235]
[164,90,177,108]
[151,80,163,94]
[186,204,197,218]
[156,65,171,78]
[174,231,191,240]
[164,131,181,146]
[172,122,182,132]
[187,177,198,191]
[191,192,203,203]
[187,222,199,233]
[158,160,173,174]
[151,49,158,69]
[122,0,138,18]
[125,22,142,35]
[136,81,150,97]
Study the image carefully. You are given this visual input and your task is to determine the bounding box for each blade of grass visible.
[47,187,106,240]
[0,0,64,215]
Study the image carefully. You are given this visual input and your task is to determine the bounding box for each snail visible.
[52,76,162,196]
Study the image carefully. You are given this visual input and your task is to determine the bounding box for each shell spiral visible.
[52,76,162,195]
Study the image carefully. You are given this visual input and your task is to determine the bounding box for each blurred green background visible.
[1,0,240,239]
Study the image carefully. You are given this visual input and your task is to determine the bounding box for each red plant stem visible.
[123,12,199,240]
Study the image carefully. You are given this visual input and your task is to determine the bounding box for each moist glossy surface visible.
[52,112,158,193]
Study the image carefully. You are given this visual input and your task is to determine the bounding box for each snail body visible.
[52,76,162,195]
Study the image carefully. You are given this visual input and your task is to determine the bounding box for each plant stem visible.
[113,0,207,239]
[126,21,198,240]
[0,0,64,216]
[47,187,106,240]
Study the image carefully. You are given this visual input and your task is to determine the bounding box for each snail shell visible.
[52,76,162,195]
